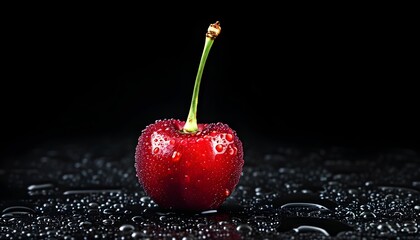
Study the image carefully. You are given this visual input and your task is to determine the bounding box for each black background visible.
[1,5,418,162]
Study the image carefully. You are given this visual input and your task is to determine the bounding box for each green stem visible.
[183,22,220,133]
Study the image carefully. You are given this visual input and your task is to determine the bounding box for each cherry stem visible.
[183,21,221,133]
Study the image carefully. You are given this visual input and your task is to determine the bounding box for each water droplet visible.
[27,183,54,191]
[131,231,146,239]
[2,212,32,218]
[227,145,238,156]
[236,224,252,234]
[200,209,218,215]
[184,175,190,184]
[103,209,114,215]
[280,202,330,210]
[360,211,376,219]
[293,225,329,236]
[119,224,135,232]
[365,181,374,187]
[2,206,35,214]
[227,148,235,155]
[88,202,99,208]
[156,211,174,216]
[225,189,230,197]
[226,133,233,141]
[79,221,92,229]
[2,205,35,218]
[181,237,194,240]
[153,147,159,154]
[216,144,223,152]
[63,189,121,195]
[131,216,144,223]
[172,151,182,162]
[102,219,114,226]
[277,217,353,236]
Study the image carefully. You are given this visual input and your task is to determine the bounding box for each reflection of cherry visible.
[135,21,244,211]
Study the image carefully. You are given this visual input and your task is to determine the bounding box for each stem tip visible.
[206,21,221,40]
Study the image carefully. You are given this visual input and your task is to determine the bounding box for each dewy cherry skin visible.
[135,21,244,211]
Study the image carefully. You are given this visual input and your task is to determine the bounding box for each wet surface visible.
[1,136,419,239]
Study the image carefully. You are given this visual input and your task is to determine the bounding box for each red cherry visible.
[135,119,244,211]
[135,21,244,211]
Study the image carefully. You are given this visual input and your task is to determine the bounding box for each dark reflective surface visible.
[1,136,419,239]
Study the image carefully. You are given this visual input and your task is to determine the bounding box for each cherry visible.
[135,21,244,211]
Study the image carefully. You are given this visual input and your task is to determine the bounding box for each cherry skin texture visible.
[135,119,244,211]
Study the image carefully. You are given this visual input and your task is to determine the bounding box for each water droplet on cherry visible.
[226,133,233,141]
[172,151,182,162]
[153,147,159,154]
[216,144,223,152]
[227,145,236,155]
[184,175,190,183]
